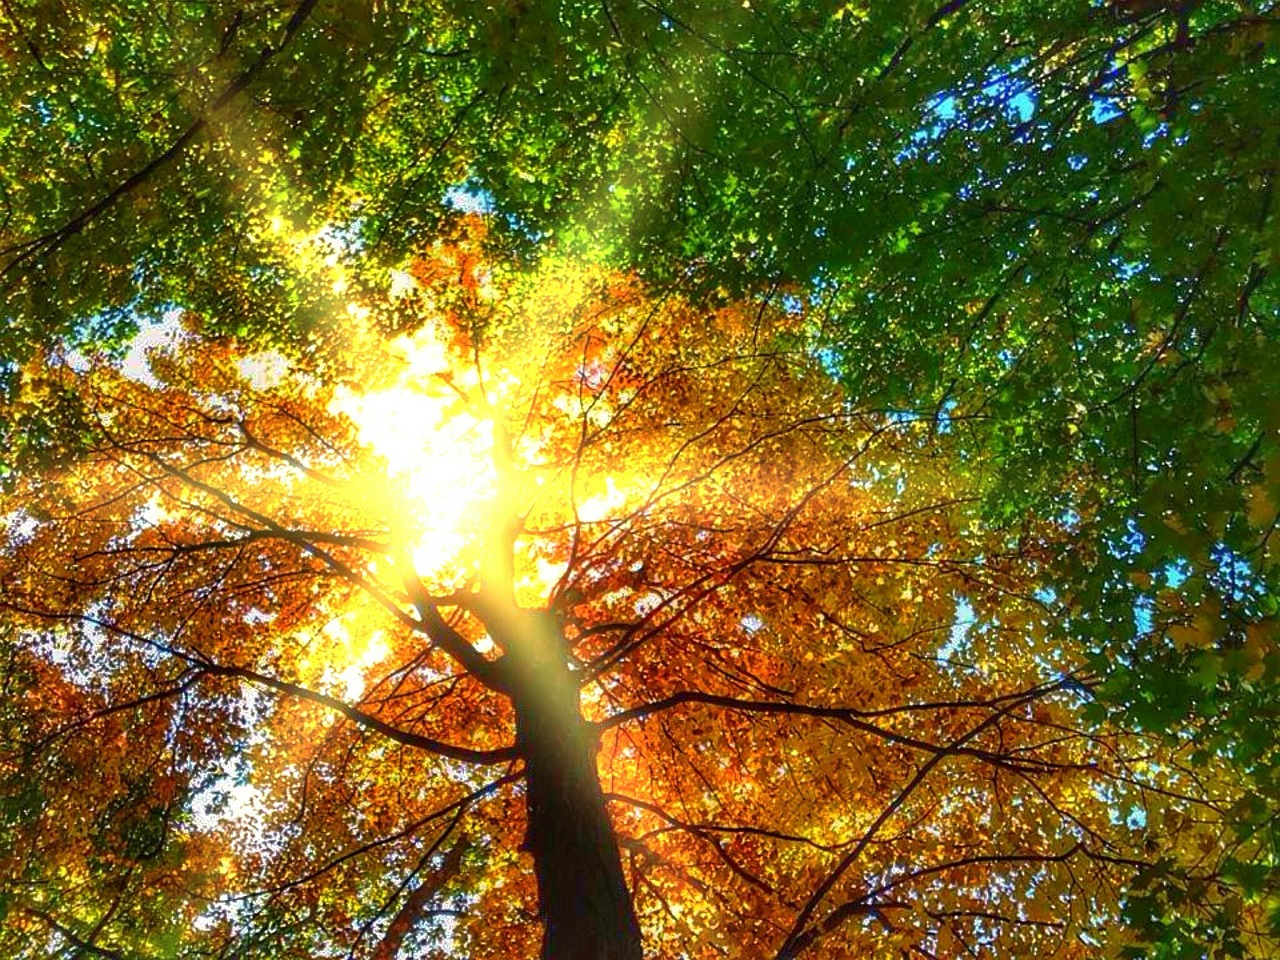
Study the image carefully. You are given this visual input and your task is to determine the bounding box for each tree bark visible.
[507,612,643,960]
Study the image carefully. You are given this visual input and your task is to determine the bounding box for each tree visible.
[2,1,1277,953]
[0,249,1257,958]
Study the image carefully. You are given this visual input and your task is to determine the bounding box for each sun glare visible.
[328,324,499,586]
[324,309,649,609]
[293,607,392,702]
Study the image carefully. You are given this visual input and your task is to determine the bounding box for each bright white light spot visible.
[317,618,390,701]
[120,310,185,385]
[137,494,172,527]
[237,351,290,389]
[578,477,626,523]
[389,269,418,299]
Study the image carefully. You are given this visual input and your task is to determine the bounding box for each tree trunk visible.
[509,613,643,960]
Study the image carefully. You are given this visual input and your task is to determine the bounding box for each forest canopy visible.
[0,243,1258,958]
[1,1,1278,958]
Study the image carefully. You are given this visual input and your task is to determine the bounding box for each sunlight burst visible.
[328,324,498,585]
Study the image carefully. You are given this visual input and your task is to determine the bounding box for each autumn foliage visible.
[0,241,1259,958]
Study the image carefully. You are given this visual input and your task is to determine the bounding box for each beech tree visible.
[0,248,1258,958]
[3,7,1276,860]
[1,2,1276,952]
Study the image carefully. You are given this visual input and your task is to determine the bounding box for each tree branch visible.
[786,845,1089,958]
[596,682,1071,731]
[371,837,471,960]
[1,602,515,765]
[774,681,1068,959]
[195,659,516,766]
[596,684,1089,774]
[0,0,321,279]
[396,554,514,695]
[19,905,133,960]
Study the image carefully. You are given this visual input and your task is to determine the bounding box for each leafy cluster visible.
[1,1,1278,957]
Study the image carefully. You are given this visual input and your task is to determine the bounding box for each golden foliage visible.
[0,242,1245,959]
